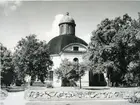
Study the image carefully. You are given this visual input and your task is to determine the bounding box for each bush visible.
[46,81,53,88]
[128,95,140,103]
[15,80,23,86]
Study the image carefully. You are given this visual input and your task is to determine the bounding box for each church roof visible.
[48,35,88,55]
[59,12,75,26]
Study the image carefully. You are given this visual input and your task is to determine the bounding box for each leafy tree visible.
[13,35,53,85]
[87,13,140,87]
[55,59,86,87]
[0,43,15,87]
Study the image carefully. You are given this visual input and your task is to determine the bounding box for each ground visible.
[1,87,140,105]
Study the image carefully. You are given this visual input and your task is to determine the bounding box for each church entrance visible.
[89,70,107,86]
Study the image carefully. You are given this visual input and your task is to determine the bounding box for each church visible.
[48,12,106,87]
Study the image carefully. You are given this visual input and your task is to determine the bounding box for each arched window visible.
[73,58,79,62]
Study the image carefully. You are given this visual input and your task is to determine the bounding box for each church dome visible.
[59,12,75,26]
[48,35,88,55]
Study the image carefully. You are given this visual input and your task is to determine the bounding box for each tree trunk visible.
[30,75,35,86]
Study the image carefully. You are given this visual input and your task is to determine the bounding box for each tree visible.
[87,13,140,87]
[54,59,86,87]
[0,43,15,87]
[13,35,53,85]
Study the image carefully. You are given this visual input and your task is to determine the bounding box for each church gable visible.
[62,43,87,53]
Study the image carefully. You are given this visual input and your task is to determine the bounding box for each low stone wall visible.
[24,88,140,101]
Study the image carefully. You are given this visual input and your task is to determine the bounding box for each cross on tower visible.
[66,12,69,16]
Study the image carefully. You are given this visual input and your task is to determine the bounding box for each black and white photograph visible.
[0,0,140,105]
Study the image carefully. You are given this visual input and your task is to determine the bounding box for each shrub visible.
[46,81,53,88]
[128,95,140,103]
[15,80,23,86]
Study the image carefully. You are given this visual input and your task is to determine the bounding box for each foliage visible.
[128,95,140,103]
[0,43,15,86]
[87,13,140,87]
[46,81,53,88]
[55,59,87,86]
[13,35,53,85]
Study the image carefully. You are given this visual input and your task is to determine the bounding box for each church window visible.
[73,58,79,62]
[73,46,79,51]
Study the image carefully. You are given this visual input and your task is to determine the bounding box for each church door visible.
[89,70,107,86]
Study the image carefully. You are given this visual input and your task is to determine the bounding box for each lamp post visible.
[79,70,82,89]
[77,62,82,89]
[73,58,81,89]
[76,60,81,89]
[25,75,31,88]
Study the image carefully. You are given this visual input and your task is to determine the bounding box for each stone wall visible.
[24,88,140,101]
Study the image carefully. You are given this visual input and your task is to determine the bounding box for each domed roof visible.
[48,35,88,55]
[59,12,75,26]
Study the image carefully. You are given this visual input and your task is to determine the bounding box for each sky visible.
[0,0,140,52]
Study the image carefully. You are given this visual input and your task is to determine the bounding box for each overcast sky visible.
[0,0,140,51]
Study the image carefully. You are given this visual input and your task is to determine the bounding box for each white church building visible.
[47,12,89,87]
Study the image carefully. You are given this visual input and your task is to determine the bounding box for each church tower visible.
[59,12,76,36]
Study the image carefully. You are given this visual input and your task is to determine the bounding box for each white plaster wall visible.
[64,44,87,52]
[60,53,83,62]
[79,47,86,51]
[81,71,89,87]
[64,46,72,51]
[51,55,62,87]
[51,55,61,69]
